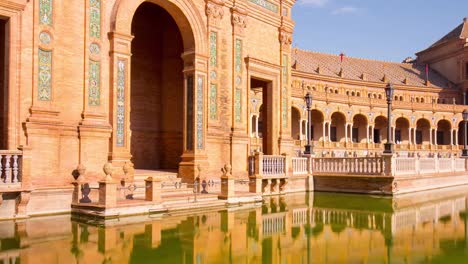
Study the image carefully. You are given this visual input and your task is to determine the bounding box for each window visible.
[416,130,423,144]
[437,131,444,145]
[373,129,380,143]
[395,130,402,143]
[330,127,337,142]
[352,127,359,143]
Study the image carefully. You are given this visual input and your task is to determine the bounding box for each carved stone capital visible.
[205,0,224,27]
[231,6,247,36]
[279,29,293,49]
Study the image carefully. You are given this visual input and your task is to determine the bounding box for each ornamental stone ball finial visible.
[221,164,232,178]
[103,162,114,181]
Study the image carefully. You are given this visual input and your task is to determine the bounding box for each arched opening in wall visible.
[0,18,8,149]
[352,114,367,143]
[374,116,388,143]
[436,120,451,145]
[310,110,324,142]
[330,112,346,143]
[395,117,410,144]
[291,107,301,140]
[251,78,273,154]
[130,3,185,170]
[416,119,431,145]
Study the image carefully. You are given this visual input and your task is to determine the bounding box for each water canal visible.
[1,187,468,263]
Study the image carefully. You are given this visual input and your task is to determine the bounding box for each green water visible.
[1,189,468,263]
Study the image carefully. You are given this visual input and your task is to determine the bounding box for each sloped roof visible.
[292,49,451,89]
[428,17,468,49]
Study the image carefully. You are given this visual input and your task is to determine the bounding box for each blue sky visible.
[292,0,468,62]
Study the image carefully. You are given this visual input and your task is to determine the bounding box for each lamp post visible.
[304,92,313,155]
[462,110,468,156]
[383,83,394,154]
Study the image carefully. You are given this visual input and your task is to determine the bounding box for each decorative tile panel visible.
[88,60,100,106]
[38,49,52,101]
[186,76,194,150]
[249,0,278,13]
[39,0,53,26]
[209,84,217,120]
[209,32,217,67]
[89,43,100,55]
[89,0,101,39]
[39,31,51,45]
[196,76,204,149]
[282,54,288,85]
[235,39,242,73]
[282,88,288,128]
[116,60,126,147]
[235,89,242,123]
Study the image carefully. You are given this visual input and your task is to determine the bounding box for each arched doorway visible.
[291,107,301,140]
[352,114,368,143]
[330,112,346,143]
[436,119,451,145]
[373,116,387,143]
[130,3,184,170]
[416,118,431,145]
[395,117,410,144]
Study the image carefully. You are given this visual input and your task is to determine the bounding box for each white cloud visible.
[298,0,330,7]
[331,6,359,15]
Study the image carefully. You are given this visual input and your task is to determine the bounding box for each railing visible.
[312,157,384,175]
[262,155,286,177]
[0,150,22,185]
[394,157,467,176]
[292,157,308,175]
[394,158,416,175]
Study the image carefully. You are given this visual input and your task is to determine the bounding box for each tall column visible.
[278,7,295,154]
[79,0,112,177]
[450,129,454,145]
[366,125,370,144]
[345,124,348,143]
[229,4,249,176]
[408,128,412,144]
[322,122,326,142]
[328,123,332,142]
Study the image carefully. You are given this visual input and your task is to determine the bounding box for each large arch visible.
[395,117,410,144]
[352,114,368,143]
[416,118,431,145]
[108,0,209,183]
[436,119,451,145]
[373,116,388,143]
[330,112,346,143]
[311,109,324,142]
[129,2,185,170]
[110,0,207,53]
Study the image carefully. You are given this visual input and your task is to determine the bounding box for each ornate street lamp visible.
[383,83,394,154]
[462,110,468,156]
[304,92,313,155]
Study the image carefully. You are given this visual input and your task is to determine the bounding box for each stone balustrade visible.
[393,156,466,176]
[0,150,23,186]
[292,157,308,175]
[312,157,384,175]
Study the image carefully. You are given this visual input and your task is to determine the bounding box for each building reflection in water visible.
[1,187,468,263]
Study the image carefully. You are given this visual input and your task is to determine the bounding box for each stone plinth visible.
[145,177,162,203]
[98,179,117,207]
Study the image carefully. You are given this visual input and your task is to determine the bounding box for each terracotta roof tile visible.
[292,49,451,89]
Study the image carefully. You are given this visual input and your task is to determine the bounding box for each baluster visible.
[12,155,18,183]
[4,155,11,183]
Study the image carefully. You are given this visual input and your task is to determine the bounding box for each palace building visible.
[0,0,467,218]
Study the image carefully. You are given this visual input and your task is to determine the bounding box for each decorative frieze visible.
[38,49,52,101]
[89,0,101,39]
[249,0,278,13]
[116,60,126,147]
[196,76,204,149]
[88,60,100,106]
[39,0,53,26]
